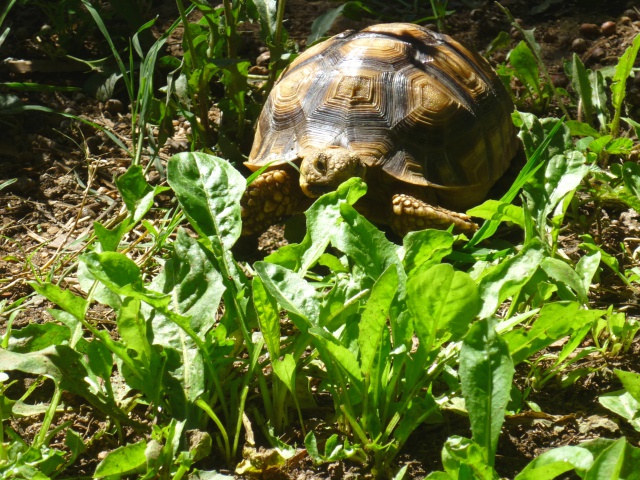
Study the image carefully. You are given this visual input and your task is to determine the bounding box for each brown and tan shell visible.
[246,23,519,209]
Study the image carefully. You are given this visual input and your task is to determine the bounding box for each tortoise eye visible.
[315,158,327,174]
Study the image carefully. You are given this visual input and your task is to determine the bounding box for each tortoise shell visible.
[246,23,518,210]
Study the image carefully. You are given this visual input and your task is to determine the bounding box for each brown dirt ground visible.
[2,0,640,478]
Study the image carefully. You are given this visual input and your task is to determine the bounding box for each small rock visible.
[63,107,77,116]
[510,27,523,40]
[579,23,601,38]
[601,21,616,36]
[248,65,268,75]
[591,47,606,61]
[620,16,632,25]
[86,135,102,154]
[571,38,588,53]
[470,9,483,20]
[624,8,639,21]
[105,98,124,115]
[256,50,270,67]
[551,73,569,88]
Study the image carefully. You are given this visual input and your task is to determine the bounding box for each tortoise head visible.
[299,146,366,198]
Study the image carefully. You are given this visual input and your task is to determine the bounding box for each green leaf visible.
[504,302,604,364]
[309,327,363,386]
[254,261,320,328]
[583,438,634,480]
[441,436,499,480]
[622,162,640,200]
[252,0,277,39]
[83,252,170,308]
[467,200,525,228]
[610,33,640,136]
[567,54,595,126]
[599,390,640,432]
[408,263,479,352]
[615,370,640,403]
[402,229,454,276]
[358,265,397,375]
[29,282,88,321]
[167,152,244,249]
[267,177,367,272]
[460,318,514,466]
[477,239,545,319]
[93,440,147,477]
[307,4,345,45]
[509,41,541,97]
[116,165,168,223]
[150,229,224,335]
[565,120,600,138]
[540,257,588,303]
[515,445,594,479]
[253,276,281,359]
[272,354,297,393]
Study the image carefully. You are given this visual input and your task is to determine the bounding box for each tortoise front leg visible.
[389,193,478,237]
[241,169,311,236]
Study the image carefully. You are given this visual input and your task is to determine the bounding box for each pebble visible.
[86,135,102,154]
[470,9,483,20]
[624,9,639,21]
[571,38,588,53]
[579,23,601,38]
[620,16,632,25]
[590,47,606,62]
[601,21,616,36]
[510,27,523,40]
[551,73,569,88]
[256,51,270,67]
[105,98,124,115]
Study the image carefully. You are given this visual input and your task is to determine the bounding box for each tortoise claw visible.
[390,194,478,237]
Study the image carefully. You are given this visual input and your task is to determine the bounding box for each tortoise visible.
[241,23,519,236]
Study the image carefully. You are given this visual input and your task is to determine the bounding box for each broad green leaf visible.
[509,41,541,97]
[567,54,594,126]
[515,445,594,480]
[253,276,281,359]
[615,370,640,404]
[583,438,630,480]
[402,229,454,276]
[167,152,244,249]
[477,239,545,319]
[576,251,601,295]
[467,200,525,228]
[441,436,499,480]
[505,302,604,364]
[117,297,150,367]
[151,229,224,335]
[332,201,403,289]
[358,266,397,375]
[252,0,277,39]
[408,263,479,352]
[565,120,600,138]
[255,261,320,327]
[309,327,363,386]
[460,318,514,466]
[93,440,147,477]
[29,282,87,321]
[610,33,640,135]
[83,252,170,309]
[267,177,367,272]
[307,4,345,44]
[540,257,588,303]
[116,165,168,224]
[272,354,297,393]
[600,390,640,431]
[622,162,640,200]
[7,323,70,353]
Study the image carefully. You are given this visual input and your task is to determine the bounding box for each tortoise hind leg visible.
[390,193,478,237]
[241,169,310,236]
